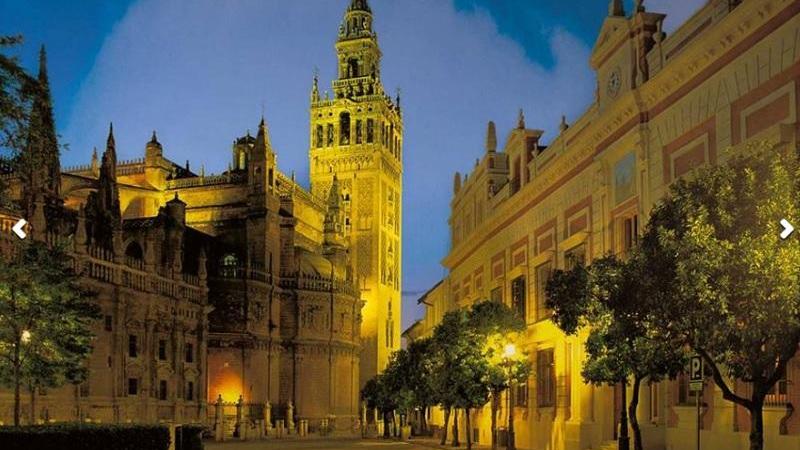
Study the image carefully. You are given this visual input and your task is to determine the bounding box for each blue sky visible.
[3,0,704,329]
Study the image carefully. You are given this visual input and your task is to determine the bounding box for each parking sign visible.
[689,356,704,392]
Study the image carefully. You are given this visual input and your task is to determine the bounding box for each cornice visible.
[443,0,794,271]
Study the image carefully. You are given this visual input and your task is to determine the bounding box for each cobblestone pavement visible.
[204,438,442,450]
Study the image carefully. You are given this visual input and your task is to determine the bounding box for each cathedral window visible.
[159,380,168,401]
[327,124,334,146]
[128,378,138,396]
[186,381,195,401]
[356,119,363,144]
[128,335,138,358]
[315,125,323,148]
[158,339,167,360]
[125,241,143,261]
[366,119,374,143]
[185,342,194,363]
[221,253,240,278]
[339,112,351,145]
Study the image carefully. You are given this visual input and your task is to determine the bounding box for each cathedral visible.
[0,0,401,435]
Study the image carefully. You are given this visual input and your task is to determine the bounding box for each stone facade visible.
[413,1,800,449]
[0,0,399,433]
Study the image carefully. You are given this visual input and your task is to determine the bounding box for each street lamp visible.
[21,330,31,343]
[503,343,516,450]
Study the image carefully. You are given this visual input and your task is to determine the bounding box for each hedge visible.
[0,424,170,450]
[177,424,206,450]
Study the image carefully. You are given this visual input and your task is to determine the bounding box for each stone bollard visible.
[286,401,295,435]
[264,401,273,437]
[361,403,367,436]
[236,395,246,441]
[214,395,225,442]
[276,419,285,438]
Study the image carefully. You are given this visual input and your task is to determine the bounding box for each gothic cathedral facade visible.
[0,0,400,433]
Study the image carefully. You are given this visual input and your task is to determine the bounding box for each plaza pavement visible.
[204,437,491,450]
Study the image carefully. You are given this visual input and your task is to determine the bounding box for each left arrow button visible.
[12,219,27,240]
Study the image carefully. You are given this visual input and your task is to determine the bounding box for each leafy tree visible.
[547,255,685,450]
[403,337,437,434]
[640,143,800,450]
[0,241,99,425]
[468,300,530,450]
[430,308,470,446]
[361,374,398,438]
[0,35,35,155]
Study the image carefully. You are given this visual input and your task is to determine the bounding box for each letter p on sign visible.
[690,356,703,382]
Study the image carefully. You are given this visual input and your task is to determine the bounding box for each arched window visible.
[220,253,240,278]
[348,58,359,78]
[315,125,323,148]
[339,112,351,145]
[125,241,143,260]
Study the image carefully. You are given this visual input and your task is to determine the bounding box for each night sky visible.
[2,0,704,329]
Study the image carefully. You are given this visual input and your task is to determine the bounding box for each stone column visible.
[214,395,224,442]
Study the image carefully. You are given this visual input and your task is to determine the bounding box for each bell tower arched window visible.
[339,112,351,145]
[348,58,359,78]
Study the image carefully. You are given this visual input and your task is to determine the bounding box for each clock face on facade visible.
[607,68,621,98]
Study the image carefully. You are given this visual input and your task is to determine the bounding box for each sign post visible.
[689,356,704,450]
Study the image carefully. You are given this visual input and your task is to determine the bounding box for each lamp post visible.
[503,343,516,450]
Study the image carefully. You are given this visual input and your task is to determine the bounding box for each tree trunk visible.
[441,406,451,445]
[13,337,21,426]
[619,381,630,450]
[748,399,765,450]
[29,385,36,424]
[383,410,391,438]
[628,376,643,450]
[452,408,460,447]
[491,390,499,450]
[466,408,472,450]
[421,406,428,434]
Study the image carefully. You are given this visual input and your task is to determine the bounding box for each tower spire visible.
[21,44,62,219]
[486,121,497,153]
[609,0,625,16]
[517,109,526,129]
[311,69,320,103]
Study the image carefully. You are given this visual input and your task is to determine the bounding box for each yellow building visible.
[412,1,800,449]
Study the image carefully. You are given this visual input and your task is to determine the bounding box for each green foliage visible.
[0,35,36,155]
[0,424,171,450]
[641,142,800,450]
[0,241,100,424]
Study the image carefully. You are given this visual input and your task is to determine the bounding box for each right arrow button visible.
[780,218,795,240]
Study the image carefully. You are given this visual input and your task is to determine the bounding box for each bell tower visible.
[309,0,403,388]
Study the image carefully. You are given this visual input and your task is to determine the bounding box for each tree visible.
[547,255,685,450]
[430,309,470,446]
[641,143,800,450]
[468,300,530,450]
[0,35,36,155]
[361,374,399,438]
[403,337,437,435]
[0,241,99,425]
